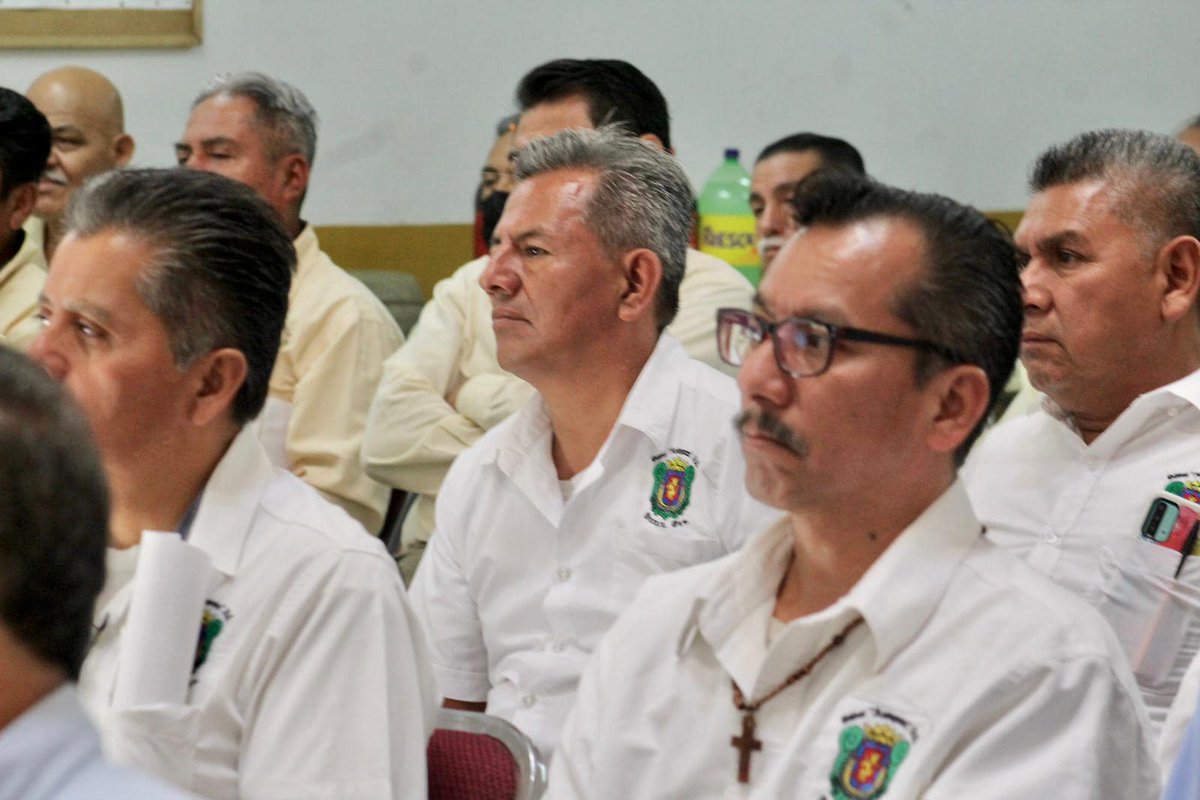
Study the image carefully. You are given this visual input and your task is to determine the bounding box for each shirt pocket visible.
[93,702,202,791]
[1094,535,1200,692]
[611,521,726,596]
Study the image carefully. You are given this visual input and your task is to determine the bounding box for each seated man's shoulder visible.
[254,468,394,564]
[952,539,1131,664]
[290,245,401,334]
[683,248,751,288]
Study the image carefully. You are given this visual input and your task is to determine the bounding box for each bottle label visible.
[698,214,759,271]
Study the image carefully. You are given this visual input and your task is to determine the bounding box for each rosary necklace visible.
[729,616,864,784]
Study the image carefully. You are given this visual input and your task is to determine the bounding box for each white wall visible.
[2,0,1198,225]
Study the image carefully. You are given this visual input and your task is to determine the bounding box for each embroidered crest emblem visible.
[831,722,911,799]
[1166,479,1200,504]
[193,600,232,674]
[650,452,696,520]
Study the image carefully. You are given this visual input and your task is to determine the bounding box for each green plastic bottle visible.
[698,148,760,285]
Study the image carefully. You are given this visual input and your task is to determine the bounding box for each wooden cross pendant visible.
[730,711,763,783]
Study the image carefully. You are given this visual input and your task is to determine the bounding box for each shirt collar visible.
[610,334,689,451]
[185,426,277,578]
[681,480,981,672]
[1038,368,1200,439]
[291,224,318,293]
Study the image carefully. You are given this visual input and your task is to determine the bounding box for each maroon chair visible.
[428,708,547,800]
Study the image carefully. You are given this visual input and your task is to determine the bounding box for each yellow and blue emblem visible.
[650,454,696,520]
[831,722,910,799]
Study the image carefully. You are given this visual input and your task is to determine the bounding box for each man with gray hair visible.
[410,127,775,756]
[963,129,1200,761]
[0,348,192,799]
[176,71,402,535]
[31,168,436,798]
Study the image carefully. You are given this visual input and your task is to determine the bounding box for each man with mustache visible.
[749,132,865,273]
[365,58,754,582]
[25,66,135,262]
[0,88,51,350]
[963,131,1200,767]
[546,169,1157,800]
[409,128,775,757]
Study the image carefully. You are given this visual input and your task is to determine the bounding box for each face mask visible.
[477,189,510,250]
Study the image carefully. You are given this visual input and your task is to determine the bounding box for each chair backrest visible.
[428,708,548,800]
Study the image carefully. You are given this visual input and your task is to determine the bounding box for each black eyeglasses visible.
[716,307,965,378]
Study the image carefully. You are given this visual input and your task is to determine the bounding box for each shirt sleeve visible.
[363,262,531,500]
[239,549,438,800]
[665,251,753,376]
[408,458,492,703]
[284,295,401,535]
[922,655,1160,800]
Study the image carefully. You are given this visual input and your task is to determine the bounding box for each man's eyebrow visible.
[64,300,116,327]
[1033,230,1088,252]
[199,136,239,150]
[50,125,85,138]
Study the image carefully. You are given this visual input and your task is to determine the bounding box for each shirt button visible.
[552,641,566,653]
[557,567,572,582]
[1044,531,1060,544]
[522,694,536,708]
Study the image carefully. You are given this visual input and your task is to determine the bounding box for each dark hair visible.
[0,348,108,680]
[515,127,693,330]
[65,168,295,424]
[791,171,1023,464]
[756,132,866,175]
[516,59,672,151]
[1030,129,1200,247]
[0,87,51,198]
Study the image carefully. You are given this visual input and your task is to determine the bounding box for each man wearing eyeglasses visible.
[409,127,775,758]
[545,170,1156,799]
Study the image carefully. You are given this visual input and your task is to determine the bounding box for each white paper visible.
[113,530,213,708]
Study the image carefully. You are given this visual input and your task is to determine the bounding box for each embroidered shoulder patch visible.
[830,708,917,799]
[648,449,697,522]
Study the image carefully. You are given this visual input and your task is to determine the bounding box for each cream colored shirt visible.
[363,248,752,550]
[549,482,1158,799]
[0,229,46,351]
[258,225,402,534]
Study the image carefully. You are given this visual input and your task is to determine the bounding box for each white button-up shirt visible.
[963,369,1200,736]
[80,427,438,799]
[410,335,778,755]
[548,481,1157,799]
[0,686,194,800]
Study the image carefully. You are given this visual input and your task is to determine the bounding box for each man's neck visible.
[774,474,952,621]
[42,217,63,263]
[540,338,654,480]
[0,631,63,732]
[1068,345,1200,445]
[105,427,237,549]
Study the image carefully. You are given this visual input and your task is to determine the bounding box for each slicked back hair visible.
[514,127,693,330]
[0,87,50,197]
[1030,129,1200,252]
[790,171,1023,464]
[756,132,866,176]
[516,59,672,151]
[64,168,295,424]
[0,348,108,680]
[194,71,318,165]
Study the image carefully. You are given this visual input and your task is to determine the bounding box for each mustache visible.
[40,169,68,186]
[756,235,785,258]
[733,409,808,457]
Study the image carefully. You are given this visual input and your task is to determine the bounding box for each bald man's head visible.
[26,66,135,224]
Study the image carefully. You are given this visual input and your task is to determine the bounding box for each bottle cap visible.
[724,148,739,160]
